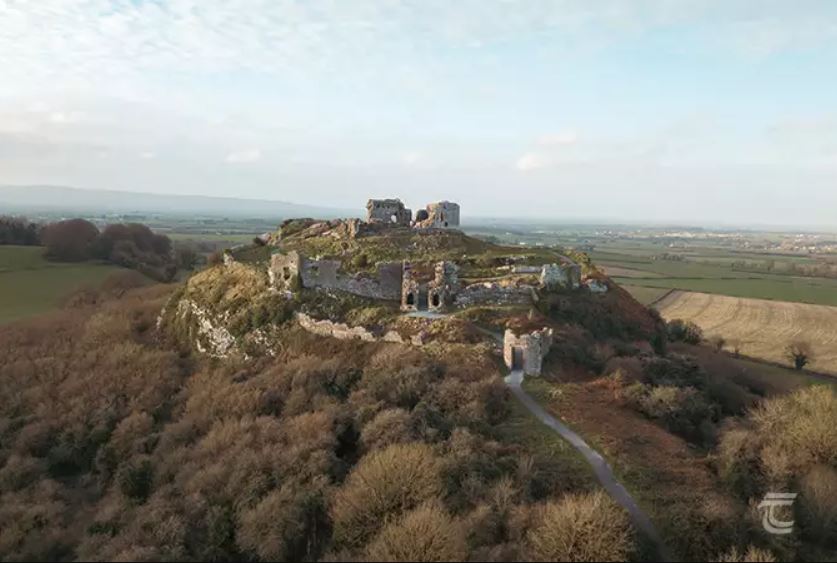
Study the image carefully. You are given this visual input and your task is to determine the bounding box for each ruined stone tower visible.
[366,199,412,226]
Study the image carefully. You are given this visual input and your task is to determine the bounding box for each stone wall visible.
[295,312,422,345]
[414,201,460,229]
[366,198,412,225]
[427,261,459,311]
[454,282,536,308]
[269,251,302,290]
[401,262,421,311]
[270,251,401,301]
[503,327,554,376]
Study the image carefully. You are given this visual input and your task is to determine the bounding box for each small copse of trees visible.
[40,218,177,281]
[0,216,41,246]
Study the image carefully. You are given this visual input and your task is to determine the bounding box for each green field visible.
[592,244,837,306]
[0,246,122,324]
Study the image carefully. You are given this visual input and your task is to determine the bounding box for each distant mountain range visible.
[0,185,353,219]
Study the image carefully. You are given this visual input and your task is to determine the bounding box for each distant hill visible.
[0,185,353,219]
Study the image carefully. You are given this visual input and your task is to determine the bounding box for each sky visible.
[1,0,837,227]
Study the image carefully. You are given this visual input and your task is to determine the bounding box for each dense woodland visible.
[0,279,634,562]
[0,267,834,561]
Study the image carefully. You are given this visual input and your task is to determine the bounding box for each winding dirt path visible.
[504,369,673,561]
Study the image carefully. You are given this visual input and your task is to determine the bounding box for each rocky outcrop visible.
[175,299,237,358]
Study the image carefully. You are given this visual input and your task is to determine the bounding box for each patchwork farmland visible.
[656,290,837,375]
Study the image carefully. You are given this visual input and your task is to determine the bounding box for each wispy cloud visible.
[225,148,262,164]
[515,152,550,172]
[3,1,836,95]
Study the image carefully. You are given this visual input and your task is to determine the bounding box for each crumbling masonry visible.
[366,199,412,226]
[503,327,554,376]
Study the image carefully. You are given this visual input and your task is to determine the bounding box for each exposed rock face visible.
[414,201,460,229]
[540,263,581,290]
[366,198,412,225]
[176,299,237,358]
[503,327,554,376]
[585,279,609,293]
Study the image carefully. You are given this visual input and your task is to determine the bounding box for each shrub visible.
[364,501,467,562]
[716,545,777,562]
[718,385,837,547]
[667,319,704,345]
[360,408,415,452]
[798,465,837,545]
[117,456,154,502]
[331,443,443,548]
[525,491,633,562]
[360,349,440,409]
[351,253,369,269]
[237,481,328,561]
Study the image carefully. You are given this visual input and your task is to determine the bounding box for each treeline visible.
[41,219,178,282]
[731,258,837,280]
[0,216,41,246]
[3,217,179,282]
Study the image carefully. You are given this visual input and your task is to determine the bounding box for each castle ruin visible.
[366,198,460,230]
[503,327,554,376]
[268,198,586,312]
[366,198,412,226]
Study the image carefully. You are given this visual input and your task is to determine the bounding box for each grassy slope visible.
[521,377,745,562]
[279,227,570,275]
[0,246,121,324]
[495,395,600,493]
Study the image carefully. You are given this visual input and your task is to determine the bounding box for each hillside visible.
[2,216,835,562]
[162,219,661,362]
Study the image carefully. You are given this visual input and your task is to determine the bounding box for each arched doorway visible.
[512,347,524,371]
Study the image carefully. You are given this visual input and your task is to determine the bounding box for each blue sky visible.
[1,1,836,226]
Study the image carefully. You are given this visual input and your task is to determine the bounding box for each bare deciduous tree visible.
[786,341,814,371]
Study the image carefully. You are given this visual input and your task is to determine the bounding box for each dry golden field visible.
[656,290,837,375]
